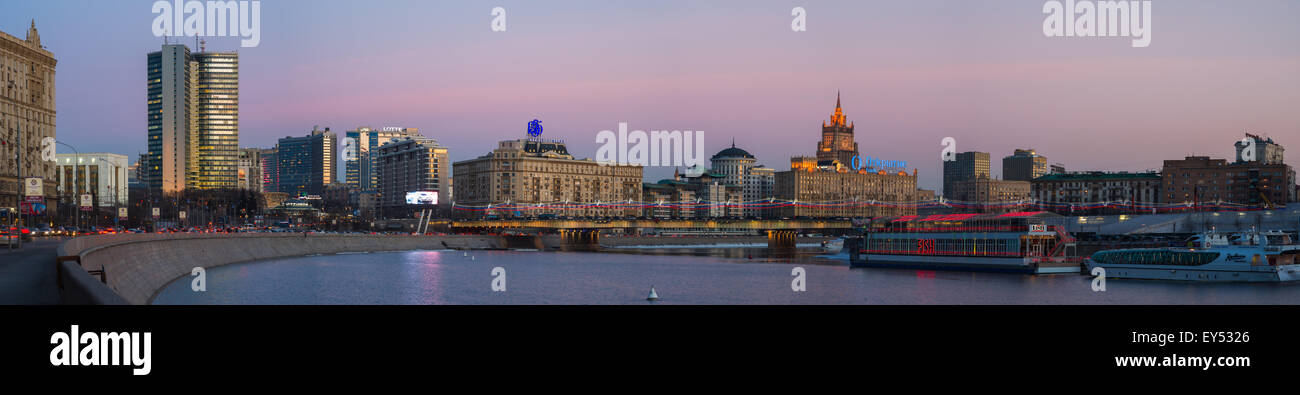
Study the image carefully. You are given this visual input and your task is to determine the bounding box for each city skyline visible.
[3,0,1299,192]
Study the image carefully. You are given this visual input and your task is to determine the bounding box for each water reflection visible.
[153,247,1300,305]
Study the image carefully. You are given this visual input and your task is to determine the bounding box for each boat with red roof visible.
[847,211,1083,274]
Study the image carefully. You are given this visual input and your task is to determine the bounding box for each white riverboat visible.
[1086,230,1300,282]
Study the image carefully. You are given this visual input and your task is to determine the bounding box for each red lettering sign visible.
[916,239,936,254]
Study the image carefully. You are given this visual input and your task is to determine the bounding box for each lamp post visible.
[55,141,80,230]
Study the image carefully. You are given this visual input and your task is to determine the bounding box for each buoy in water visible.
[646,286,659,301]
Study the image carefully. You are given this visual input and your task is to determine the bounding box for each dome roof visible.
[711,146,754,160]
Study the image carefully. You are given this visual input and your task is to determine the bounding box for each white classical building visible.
[709,143,776,218]
[55,153,129,206]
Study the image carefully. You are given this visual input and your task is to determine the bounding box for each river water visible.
[153,246,1300,304]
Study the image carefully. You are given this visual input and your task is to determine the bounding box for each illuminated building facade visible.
[1030,172,1160,215]
[192,51,239,189]
[453,138,643,218]
[145,44,238,192]
[55,153,128,207]
[816,92,859,166]
[1161,156,1291,207]
[776,157,918,218]
[276,126,335,197]
[1,21,58,213]
[374,136,449,215]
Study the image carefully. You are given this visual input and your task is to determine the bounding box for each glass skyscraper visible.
[193,52,239,189]
[145,44,238,193]
[277,127,336,197]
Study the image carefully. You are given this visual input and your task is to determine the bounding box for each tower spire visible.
[830,91,846,126]
[26,19,41,47]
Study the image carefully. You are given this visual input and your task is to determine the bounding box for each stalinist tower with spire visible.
[816,92,859,166]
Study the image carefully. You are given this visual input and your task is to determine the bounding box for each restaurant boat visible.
[847,211,1082,274]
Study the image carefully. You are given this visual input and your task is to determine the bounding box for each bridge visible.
[449,218,855,248]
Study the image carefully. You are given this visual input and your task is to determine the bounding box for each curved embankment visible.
[58,234,503,305]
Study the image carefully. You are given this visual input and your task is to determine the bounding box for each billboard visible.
[405,191,438,205]
[79,194,93,211]
[24,178,42,197]
[20,202,46,216]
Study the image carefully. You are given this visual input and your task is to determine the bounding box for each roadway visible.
[0,238,63,304]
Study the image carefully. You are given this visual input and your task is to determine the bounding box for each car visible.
[4,226,33,242]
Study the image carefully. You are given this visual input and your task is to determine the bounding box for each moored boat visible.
[1086,230,1300,282]
[848,211,1083,274]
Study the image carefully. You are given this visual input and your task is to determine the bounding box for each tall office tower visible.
[277,126,336,197]
[816,92,859,166]
[146,44,194,193]
[193,51,239,189]
[942,151,990,199]
[343,128,365,192]
[1,21,58,211]
[1002,148,1048,182]
[344,126,422,192]
[145,44,238,193]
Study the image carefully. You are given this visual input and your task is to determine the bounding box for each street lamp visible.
[54,140,80,230]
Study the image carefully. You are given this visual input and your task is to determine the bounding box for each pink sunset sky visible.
[4,0,1298,191]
